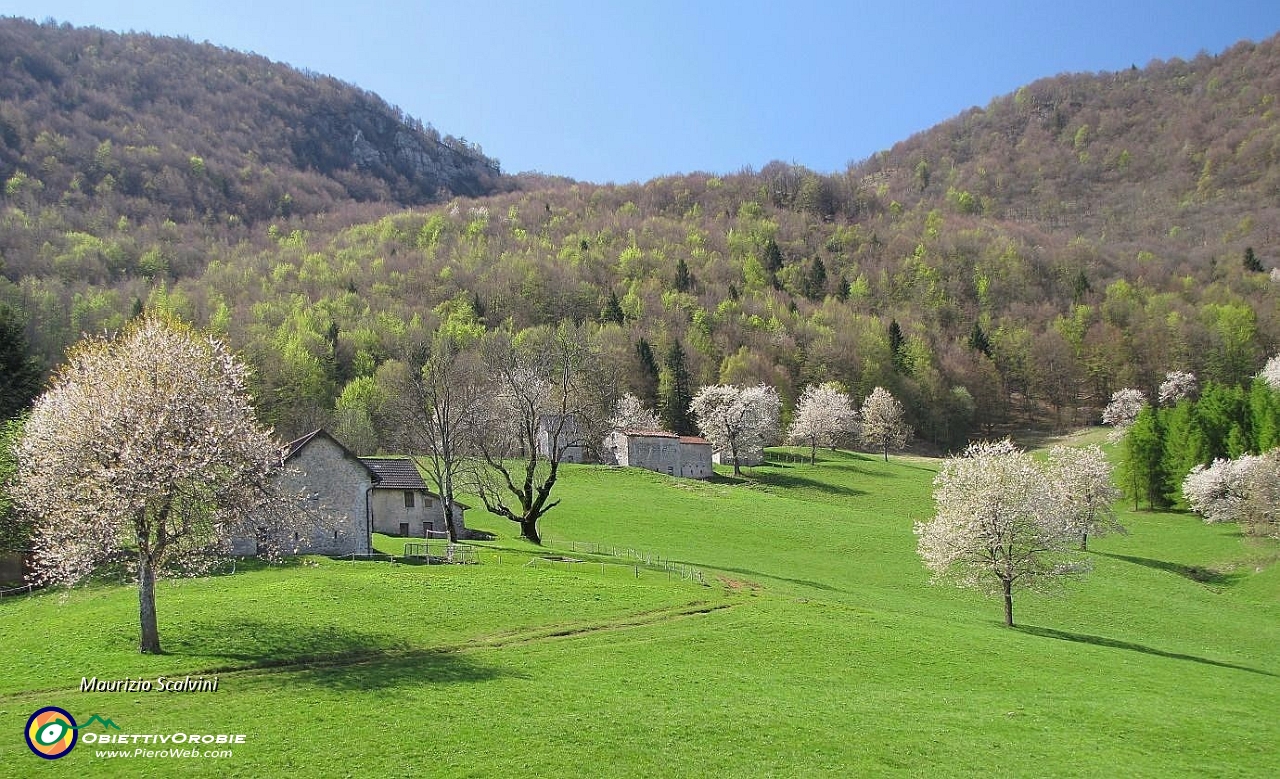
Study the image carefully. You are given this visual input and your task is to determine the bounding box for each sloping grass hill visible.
[0,446,1276,777]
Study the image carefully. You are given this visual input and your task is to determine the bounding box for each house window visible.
[422,522,430,537]
[404,491,415,508]
[399,522,410,536]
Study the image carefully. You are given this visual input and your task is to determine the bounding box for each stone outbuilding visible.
[712,446,765,468]
[604,429,714,479]
[360,457,468,538]
[536,414,587,464]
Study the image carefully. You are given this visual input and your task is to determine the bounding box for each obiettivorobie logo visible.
[24,707,121,759]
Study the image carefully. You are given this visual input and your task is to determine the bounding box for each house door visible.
[399,522,409,536]
[421,522,430,537]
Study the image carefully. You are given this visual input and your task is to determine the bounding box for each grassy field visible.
[1,439,1277,777]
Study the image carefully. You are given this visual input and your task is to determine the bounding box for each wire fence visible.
[0,582,37,598]
[541,536,707,585]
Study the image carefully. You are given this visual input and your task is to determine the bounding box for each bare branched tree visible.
[470,323,607,544]
[388,325,487,543]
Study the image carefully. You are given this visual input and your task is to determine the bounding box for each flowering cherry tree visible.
[1102,388,1147,428]
[1158,371,1198,406]
[787,382,858,465]
[1258,354,1280,389]
[1046,445,1123,550]
[11,317,306,654]
[691,384,780,476]
[608,393,662,432]
[915,440,1090,627]
[1182,455,1260,525]
[859,387,911,461]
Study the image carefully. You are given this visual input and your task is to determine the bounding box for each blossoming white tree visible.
[859,386,911,461]
[1046,445,1124,550]
[1242,450,1280,539]
[1158,370,1198,406]
[787,382,859,465]
[915,440,1090,627]
[10,317,305,654]
[1182,455,1261,525]
[690,384,780,476]
[1102,387,1147,428]
[1258,354,1280,389]
[608,393,662,432]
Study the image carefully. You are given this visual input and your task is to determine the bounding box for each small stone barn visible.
[360,457,467,538]
[235,429,374,557]
[536,414,587,463]
[604,429,714,480]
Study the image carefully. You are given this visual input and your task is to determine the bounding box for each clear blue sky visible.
[6,1,1280,184]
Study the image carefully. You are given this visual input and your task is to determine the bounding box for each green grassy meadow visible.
[1,441,1277,777]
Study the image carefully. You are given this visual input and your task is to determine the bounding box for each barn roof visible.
[679,436,712,445]
[359,458,428,491]
[619,428,678,438]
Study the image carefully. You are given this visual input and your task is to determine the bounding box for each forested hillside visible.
[0,18,507,280]
[3,20,1280,450]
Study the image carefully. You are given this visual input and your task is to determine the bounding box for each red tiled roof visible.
[679,436,711,445]
[619,429,678,438]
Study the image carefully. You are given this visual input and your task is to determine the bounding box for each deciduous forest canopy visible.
[2,18,1280,449]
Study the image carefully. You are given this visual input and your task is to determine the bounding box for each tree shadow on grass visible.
[699,563,844,594]
[274,648,517,691]
[1096,552,1246,587]
[1016,625,1276,678]
[169,618,406,665]
[747,470,866,498]
[169,618,516,690]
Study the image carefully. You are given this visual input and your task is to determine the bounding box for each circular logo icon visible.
[25,707,77,760]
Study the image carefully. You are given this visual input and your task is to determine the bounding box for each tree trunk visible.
[138,552,161,654]
[1080,532,1089,552]
[520,516,541,545]
[809,441,817,466]
[441,472,458,544]
[883,444,889,462]
[1002,578,1014,627]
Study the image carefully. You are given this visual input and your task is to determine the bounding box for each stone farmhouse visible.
[235,429,470,557]
[604,429,714,479]
[361,456,468,538]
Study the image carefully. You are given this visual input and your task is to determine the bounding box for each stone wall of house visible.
[624,434,683,475]
[372,489,438,536]
[277,436,372,556]
[679,442,713,479]
[370,490,469,538]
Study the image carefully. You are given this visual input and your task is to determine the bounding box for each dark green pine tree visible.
[601,290,625,325]
[1243,246,1264,273]
[0,303,43,419]
[763,238,784,290]
[888,319,906,372]
[803,257,827,299]
[1122,406,1169,510]
[659,340,695,436]
[967,322,992,357]
[674,258,692,293]
[634,338,661,411]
